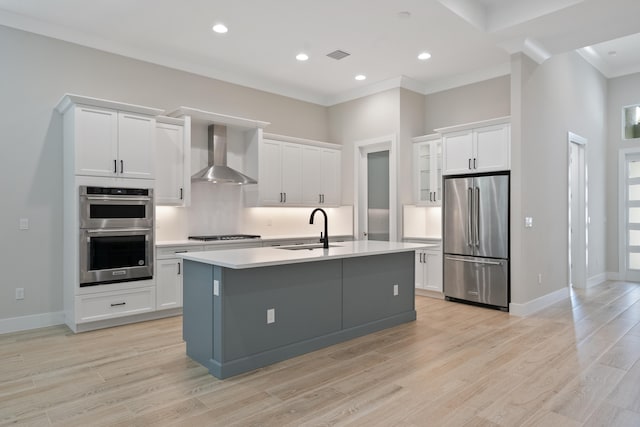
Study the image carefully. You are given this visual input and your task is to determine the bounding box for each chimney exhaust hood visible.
[192,124,257,184]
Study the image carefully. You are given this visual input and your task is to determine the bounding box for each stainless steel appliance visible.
[79,186,154,286]
[443,173,509,310]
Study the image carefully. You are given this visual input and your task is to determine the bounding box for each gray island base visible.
[180,241,426,379]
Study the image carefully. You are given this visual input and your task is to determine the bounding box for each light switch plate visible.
[213,280,219,296]
[393,284,399,296]
[19,218,29,230]
[267,308,275,324]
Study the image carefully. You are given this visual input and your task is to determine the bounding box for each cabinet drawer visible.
[75,286,155,323]
[157,246,203,259]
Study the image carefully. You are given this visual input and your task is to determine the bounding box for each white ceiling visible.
[1,0,639,106]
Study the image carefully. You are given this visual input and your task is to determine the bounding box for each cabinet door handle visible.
[113,159,117,173]
[177,262,181,275]
[319,194,322,204]
[322,194,325,203]
[180,188,183,200]
[284,193,287,203]
[120,160,124,174]
[468,158,472,170]
[280,192,283,203]
[473,158,477,169]
[110,302,126,307]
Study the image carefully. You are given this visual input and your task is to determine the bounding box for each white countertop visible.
[178,240,435,269]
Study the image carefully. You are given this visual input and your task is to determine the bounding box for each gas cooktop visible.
[188,234,261,241]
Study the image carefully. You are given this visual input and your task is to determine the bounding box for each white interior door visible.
[568,133,587,288]
[624,153,640,281]
[354,136,397,241]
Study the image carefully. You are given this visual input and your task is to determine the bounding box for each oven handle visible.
[86,228,152,233]
[85,196,151,202]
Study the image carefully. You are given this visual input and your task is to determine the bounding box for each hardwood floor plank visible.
[583,401,640,427]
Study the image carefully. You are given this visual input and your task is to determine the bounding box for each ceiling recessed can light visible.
[212,23,228,34]
[296,53,309,61]
[355,74,367,81]
[418,51,432,61]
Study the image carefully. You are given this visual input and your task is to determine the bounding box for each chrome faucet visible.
[309,208,329,249]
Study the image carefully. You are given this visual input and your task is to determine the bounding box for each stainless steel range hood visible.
[192,125,257,184]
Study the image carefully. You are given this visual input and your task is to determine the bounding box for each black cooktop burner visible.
[188,234,261,241]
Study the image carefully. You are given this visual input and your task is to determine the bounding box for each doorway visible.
[568,132,587,288]
[619,150,640,281]
[354,135,397,241]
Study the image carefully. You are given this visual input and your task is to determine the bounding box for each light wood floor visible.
[2,282,640,427]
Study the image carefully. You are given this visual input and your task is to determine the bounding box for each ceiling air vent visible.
[326,49,351,60]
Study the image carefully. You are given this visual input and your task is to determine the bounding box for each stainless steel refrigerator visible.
[443,173,509,310]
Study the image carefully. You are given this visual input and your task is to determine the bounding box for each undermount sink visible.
[277,244,341,251]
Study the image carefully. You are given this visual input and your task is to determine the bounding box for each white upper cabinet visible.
[412,134,442,205]
[155,117,190,206]
[302,145,341,205]
[248,133,342,207]
[439,117,510,175]
[56,94,163,180]
[117,112,156,179]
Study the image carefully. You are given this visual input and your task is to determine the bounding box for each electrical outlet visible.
[16,288,24,300]
[19,218,29,230]
[525,217,533,228]
[267,308,275,324]
[393,284,399,296]
[538,274,542,284]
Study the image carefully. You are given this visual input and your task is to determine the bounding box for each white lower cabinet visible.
[75,287,156,323]
[415,247,443,294]
[156,258,183,310]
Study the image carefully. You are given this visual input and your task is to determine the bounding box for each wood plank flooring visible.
[2,281,640,426]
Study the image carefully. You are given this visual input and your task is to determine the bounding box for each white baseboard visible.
[586,273,608,288]
[607,271,623,281]
[0,312,65,334]
[509,287,570,317]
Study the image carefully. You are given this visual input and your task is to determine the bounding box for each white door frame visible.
[568,132,588,288]
[618,147,640,281]
[353,135,397,241]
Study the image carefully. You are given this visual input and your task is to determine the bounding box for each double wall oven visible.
[79,186,154,287]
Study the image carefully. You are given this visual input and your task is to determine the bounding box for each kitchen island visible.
[179,240,432,379]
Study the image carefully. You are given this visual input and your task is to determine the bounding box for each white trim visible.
[618,148,640,281]
[509,287,570,317]
[353,135,398,242]
[434,116,511,134]
[607,271,623,281]
[567,132,588,289]
[0,312,65,334]
[263,133,340,149]
[586,273,608,288]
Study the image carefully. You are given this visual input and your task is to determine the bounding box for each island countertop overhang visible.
[178,240,435,269]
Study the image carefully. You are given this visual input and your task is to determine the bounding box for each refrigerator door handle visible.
[445,255,503,266]
[467,187,473,247]
[475,186,480,247]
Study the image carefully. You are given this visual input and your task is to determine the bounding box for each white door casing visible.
[568,132,587,288]
[353,135,397,241]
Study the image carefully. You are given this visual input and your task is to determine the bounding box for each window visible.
[623,105,640,140]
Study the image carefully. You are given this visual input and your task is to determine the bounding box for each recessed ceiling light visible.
[355,74,367,81]
[398,11,411,19]
[418,51,432,61]
[212,23,228,34]
[608,50,617,56]
[296,53,309,61]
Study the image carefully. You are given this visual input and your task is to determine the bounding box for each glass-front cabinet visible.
[413,134,442,206]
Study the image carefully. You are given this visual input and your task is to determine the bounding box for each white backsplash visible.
[242,206,353,238]
[155,185,354,241]
[403,205,442,239]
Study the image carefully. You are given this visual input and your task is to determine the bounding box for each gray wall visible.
[0,25,328,322]
[606,73,640,274]
[424,75,511,132]
[510,51,607,304]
